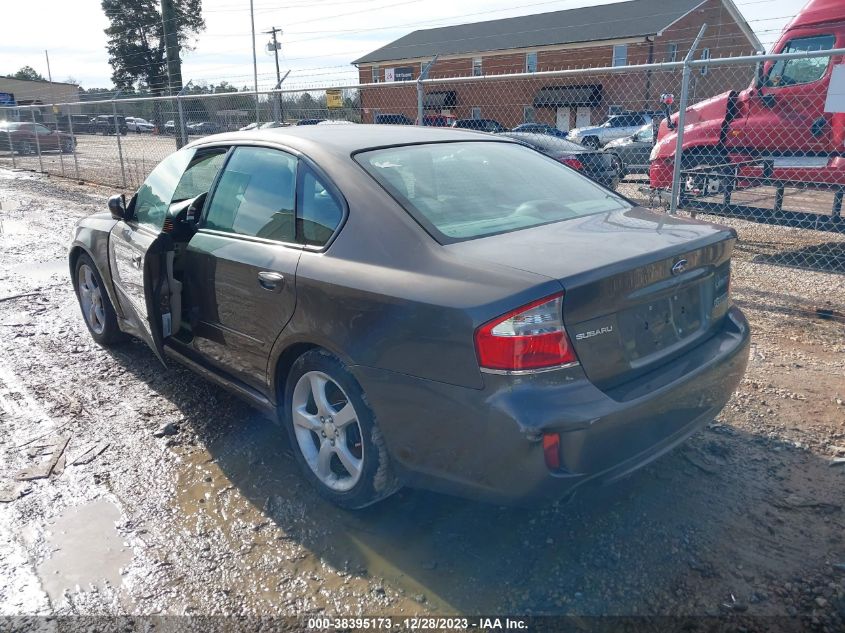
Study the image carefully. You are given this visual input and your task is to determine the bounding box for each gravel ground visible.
[0,169,844,628]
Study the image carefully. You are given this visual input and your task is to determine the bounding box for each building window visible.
[608,104,623,116]
[371,65,380,83]
[523,106,535,123]
[471,107,481,120]
[668,42,678,63]
[472,57,483,77]
[612,44,628,67]
[700,48,710,75]
[525,52,537,73]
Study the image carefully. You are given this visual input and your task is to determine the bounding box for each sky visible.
[0,0,806,91]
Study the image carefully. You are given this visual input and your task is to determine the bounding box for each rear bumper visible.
[353,306,750,504]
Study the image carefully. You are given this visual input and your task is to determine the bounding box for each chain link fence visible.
[1,49,843,308]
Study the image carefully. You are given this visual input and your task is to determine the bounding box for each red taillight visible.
[558,155,583,170]
[543,433,561,471]
[474,293,578,372]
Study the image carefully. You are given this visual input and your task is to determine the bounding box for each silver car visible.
[604,123,656,177]
[568,112,657,148]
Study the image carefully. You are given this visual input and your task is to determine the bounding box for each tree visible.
[100,0,205,115]
[13,66,46,82]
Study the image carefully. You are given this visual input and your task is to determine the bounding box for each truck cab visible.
[651,0,845,192]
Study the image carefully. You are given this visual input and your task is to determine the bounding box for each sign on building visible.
[326,89,343,109]
[384,67,414,82]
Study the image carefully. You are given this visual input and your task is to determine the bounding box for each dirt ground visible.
[0,168,844,628]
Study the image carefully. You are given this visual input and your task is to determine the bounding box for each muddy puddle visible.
[37,498,133,604]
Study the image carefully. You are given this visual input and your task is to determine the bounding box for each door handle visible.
[258,271,285,290]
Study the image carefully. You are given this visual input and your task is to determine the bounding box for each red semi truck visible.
[650,0,845,212]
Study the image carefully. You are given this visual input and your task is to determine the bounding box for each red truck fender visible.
[650,91,739,189]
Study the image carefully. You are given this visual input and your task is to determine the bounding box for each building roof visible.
[353,0,761,65]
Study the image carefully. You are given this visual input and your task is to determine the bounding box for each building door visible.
[576,106,592,128]
[555,107,571,131]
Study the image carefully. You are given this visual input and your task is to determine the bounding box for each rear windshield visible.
[355,141,630,242]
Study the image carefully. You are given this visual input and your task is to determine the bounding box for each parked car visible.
[374,113,413,125]
[502,132,621,189]
[453,118,508,133]
[0,121,76,154]
[567,111,659,148]
[317,120,358,125]
[510,123,569,138]
[187,121,222,135]
[68,125,749,509]
[604,123,656,178]
[163,120,176,135]
[296,118,325,126]
[238,122,259,131]
[126,117,154,133]
[415,114,456,127]
[57,115,95,134]
[92,115,128,135]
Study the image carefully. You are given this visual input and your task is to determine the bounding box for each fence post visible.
[112,97,127,188]
[56,111,66,177]
[417,55,438,126]
[30,108,44,173]
[66,111,80,180]
[5,120,15,169]
[669,25,706,215]
[177,95,188,148]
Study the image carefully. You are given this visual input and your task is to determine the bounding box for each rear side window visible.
[204,146,297,242]
[298,167,343,246]
[767,35,835,87]
[356,141,630,243]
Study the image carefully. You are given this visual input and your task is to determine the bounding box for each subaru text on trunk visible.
[68,126,750,509]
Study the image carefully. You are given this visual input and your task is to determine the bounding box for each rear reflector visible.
[543,433,561,471]
[474,293,578,372]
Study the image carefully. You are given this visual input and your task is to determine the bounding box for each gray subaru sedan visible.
[68,126,750,509]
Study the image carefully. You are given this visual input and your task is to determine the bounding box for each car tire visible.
[62,139,74,153]
[283,349,401,509]
[73,253,125,346]
[582,136,600,149]
[16,140,33,155]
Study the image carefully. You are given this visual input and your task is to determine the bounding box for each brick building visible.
[352,0,762,128]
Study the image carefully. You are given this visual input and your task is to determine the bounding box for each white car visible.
[126,117,154,133]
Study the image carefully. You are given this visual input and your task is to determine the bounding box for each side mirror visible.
[660,94,676,130]
[108,194,127,220]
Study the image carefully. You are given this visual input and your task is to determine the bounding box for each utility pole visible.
[250,0,259,124]
[264,27,283,123]
[161,0,185,146]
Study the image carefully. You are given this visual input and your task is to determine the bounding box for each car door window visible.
[34,124,52,135]
[298,167,344,246]
[172,150,227,203]
[131,148,196,230]
[204,146,297,243]
[766,35,835,87]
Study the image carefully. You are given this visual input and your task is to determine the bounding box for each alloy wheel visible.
[77,263,106,335]
[291,370,364,492]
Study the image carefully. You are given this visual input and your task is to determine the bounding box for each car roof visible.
[185,124,511,159]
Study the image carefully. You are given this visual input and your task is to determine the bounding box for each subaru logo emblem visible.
[671,259,688,275]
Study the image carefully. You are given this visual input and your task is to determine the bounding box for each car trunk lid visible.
[447,207,735,391]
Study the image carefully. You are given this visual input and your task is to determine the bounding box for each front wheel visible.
[62,139,74,153]
[74,253,125,346]
[582,136,600,149]
[283,350,400,509]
